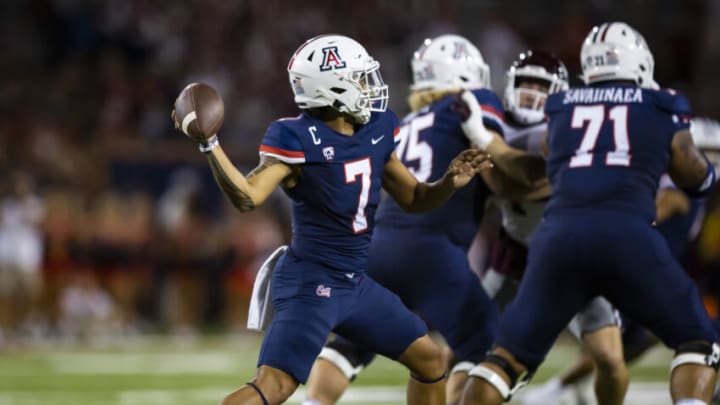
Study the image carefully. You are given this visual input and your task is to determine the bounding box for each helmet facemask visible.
[345,60,388,122]
[509,78,550,124]
[288,35,389,125]
[504,52,569,125]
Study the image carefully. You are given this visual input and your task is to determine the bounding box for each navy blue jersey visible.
[259,111,399,273]
[374,89,504,248]
[656,176,705,259]
[544,84,692,220]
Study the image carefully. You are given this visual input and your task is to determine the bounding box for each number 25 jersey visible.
[375,89,504,249]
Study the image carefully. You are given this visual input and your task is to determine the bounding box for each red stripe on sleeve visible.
[481,105,505,122]
[259,145,305,158]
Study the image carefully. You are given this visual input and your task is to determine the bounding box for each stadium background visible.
[1,0,720,404]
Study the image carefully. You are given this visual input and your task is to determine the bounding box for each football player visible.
[478,50,628,405]
[522,118,720,405]
[459,22,719,405]
[172,34,490,405]
[302,34,501,405]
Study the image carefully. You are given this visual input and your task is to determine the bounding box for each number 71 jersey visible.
[259,111,400,273]
[544,83,693,221]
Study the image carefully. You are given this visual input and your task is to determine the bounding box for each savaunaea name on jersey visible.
[562,87,643,104]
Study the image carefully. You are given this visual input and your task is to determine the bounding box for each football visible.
[173,83,225,142]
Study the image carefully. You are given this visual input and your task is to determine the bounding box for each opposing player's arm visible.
[382,150,490,213]
[485,140,548,188]
[539,131,549,157]
[206,147,294,212]
[480,166,551,202]
[667,129,716,198]
[655,187,690,223]
[455,91,547,187]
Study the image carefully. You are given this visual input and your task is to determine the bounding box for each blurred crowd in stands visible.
[1,0,720,346]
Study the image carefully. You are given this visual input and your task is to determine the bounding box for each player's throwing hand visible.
[171,83,225,152]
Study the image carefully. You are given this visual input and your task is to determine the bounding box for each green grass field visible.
[0,333,678,405]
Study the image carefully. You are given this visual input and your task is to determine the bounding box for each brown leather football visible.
[173,83,225,141]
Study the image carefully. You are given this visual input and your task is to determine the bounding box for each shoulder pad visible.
[471,89,505,136]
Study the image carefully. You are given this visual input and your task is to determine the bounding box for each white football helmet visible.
[504,50,569,125]
[410,34,490,91]
[287,34,388,124]
[580,22,657,89]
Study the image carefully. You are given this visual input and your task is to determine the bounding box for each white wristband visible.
[460,91,494,149]
[462,119,493,149]
[199,136,219,153]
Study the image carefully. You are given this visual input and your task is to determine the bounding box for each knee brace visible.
[246,382,269,405]
[450,361,476,375]
[468,354,532,402]
[671,341,720,373]
[317,347,364,381]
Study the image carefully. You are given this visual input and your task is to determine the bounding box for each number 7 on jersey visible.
[344,158,371,233]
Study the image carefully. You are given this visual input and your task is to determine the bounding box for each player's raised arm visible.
[171,84,293,212]
[382,149,491,213]
[454,90,547,188]
[668,129,716,198]
[205,149,293,212]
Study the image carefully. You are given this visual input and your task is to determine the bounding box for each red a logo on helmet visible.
[320,46,347,71]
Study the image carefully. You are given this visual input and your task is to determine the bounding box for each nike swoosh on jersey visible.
[371,135,384,145]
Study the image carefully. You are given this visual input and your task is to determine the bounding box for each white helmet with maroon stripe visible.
[580,22,657,89]
[287,34,388,124]
[504,50,569,124]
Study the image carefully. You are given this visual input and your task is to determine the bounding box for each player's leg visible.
[220,365,298,405]
[565,297,627,405]
[334,275,446,405]
[601,222,718,404]
[418,255,498,405]
[447,362,474,405]
[365,230,496,405]
[221,253,342,405]
[398,334,449,405]
[461,290,582,405]
[521,349,595,405]
[522,297,626,405]
[305,336,376,405]
[463,230,591,403]
[581,324,627,405]
[529,313,660,405]
[304,359,348,405]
